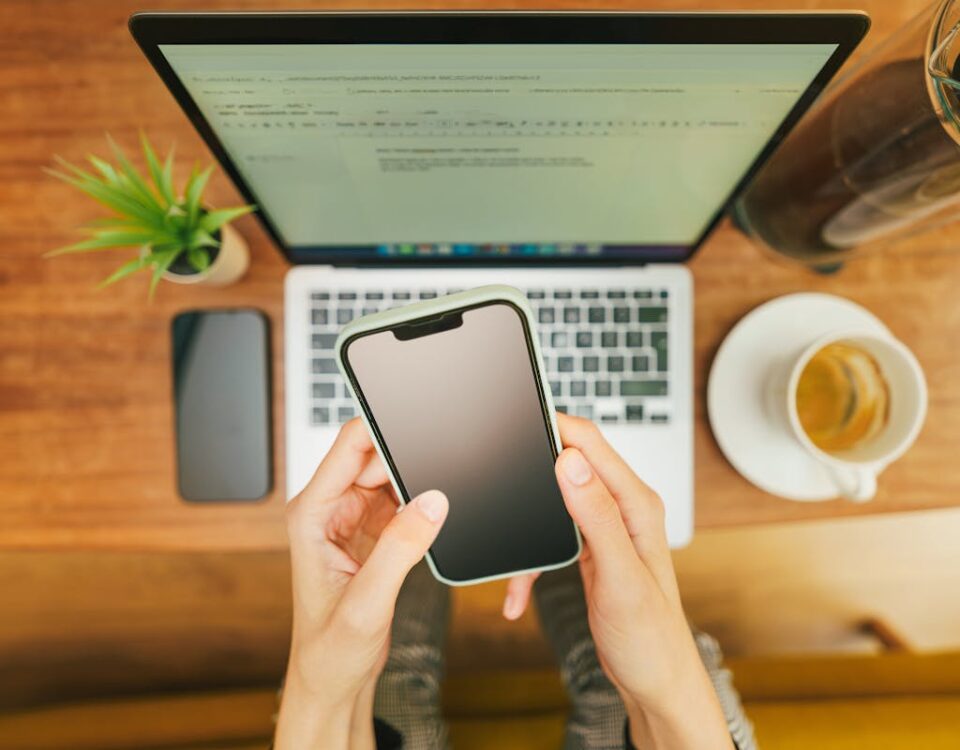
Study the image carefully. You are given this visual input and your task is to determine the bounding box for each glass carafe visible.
[734,1,960,265]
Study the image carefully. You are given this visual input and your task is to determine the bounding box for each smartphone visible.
[171,309,272,502]
[336,285,581,585]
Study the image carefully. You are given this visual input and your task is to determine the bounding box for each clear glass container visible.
[734,1,960,266]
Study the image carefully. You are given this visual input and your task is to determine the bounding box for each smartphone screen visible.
[171,309,272,502]
[342,300,579,583]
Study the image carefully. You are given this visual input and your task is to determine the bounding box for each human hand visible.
[274,419,449,750]
[505,414,733,749]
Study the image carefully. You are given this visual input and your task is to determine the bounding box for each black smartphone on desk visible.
[171,309,272,502]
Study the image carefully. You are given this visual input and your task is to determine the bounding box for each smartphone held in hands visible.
[336,285,581,585]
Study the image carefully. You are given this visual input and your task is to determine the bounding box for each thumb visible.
[338,490,449,628]
[555,448,637,578]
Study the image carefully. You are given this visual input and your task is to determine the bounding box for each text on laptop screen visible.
[158,43,836,260]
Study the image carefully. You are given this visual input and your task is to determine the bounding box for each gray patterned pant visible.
[374,563,756,750]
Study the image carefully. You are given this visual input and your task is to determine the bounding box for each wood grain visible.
[0,0,956,552]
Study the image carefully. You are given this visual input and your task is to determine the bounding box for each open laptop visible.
[131,11,867,547]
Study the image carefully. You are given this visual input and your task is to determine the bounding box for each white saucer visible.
[707,293,891,501]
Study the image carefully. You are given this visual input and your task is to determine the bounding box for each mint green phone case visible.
[334,284,582,586]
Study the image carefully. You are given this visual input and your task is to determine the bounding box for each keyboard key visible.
[419,290,437,299]
[575,404,594,419]
[338,406,355,422]
[551,331,569,348]
[613,307,630,323]
[607,356,625,373]
[527,289,545,299]
[539,307,556,324]
[626,331,643,348]
[549,380,562,397]
[576,331,593,347]
[554,290,573,299]
[392,291,411,300]
[580,290,600,299]
[564,307,580,324]
[337,308,354,324]
[632,355,650,372]
[312,358,339,374]
[600,414,619,423]
[651,331,668,371]
[447,288,464,295]
[650,413,669,423]
[337,291,357,300]
[555,403,569,414]
[620,380,668,397]
[659,290,670,300]
[626,404,644,422]
[312,333,338,349]
[601,331,618,347]
[361,307,377,316]
[311,309,328,326]
[607,290,627,299]
[570,380,587,397]
[558,356,575,372]
[636,307,668,323]
[588,307,606,323]
[312,407,330,424]
[582,355,600,372]
[342,383,351,397]
[365,291,384,300]
[542,356,552,371]
[595,380,612,397]
[313,382,336,399]
[634,290,653,299]
[311,291,330,301]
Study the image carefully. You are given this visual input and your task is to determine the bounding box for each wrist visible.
[623,670,733,750]
[275,662,358,750]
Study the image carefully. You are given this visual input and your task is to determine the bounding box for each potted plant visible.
[46,133,255,296]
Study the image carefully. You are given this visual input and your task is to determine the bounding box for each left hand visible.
[275,418,449,750]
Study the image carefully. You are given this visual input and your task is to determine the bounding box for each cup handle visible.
[827,465,877,503]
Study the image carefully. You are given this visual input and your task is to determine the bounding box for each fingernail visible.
[415,490,448,523]
[561,449,593,486]
[503,591,522,620]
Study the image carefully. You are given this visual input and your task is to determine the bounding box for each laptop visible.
[131,11,867,547]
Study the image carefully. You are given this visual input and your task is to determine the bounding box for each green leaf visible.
[187,247,211,272]
[184,165,213,224]
[97,255,150,289]
[104,135,165,210]
[45,230,177,257]
[50,168,168,230]
[186,227,219,250]
[198,205,255,234]
[87,155,120,186]
[148,248,181,300]
[141,132,175,207]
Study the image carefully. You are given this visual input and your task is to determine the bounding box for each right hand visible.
[552,414,734,749]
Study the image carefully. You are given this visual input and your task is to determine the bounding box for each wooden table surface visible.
[1,0,957,552]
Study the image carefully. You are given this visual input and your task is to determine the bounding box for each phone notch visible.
[392,311,463,341]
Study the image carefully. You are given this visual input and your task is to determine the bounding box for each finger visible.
[555,448,640,580]
[557,415,675,589]
[302,419,376,503]
[502,572,539,621]
[355,450,390,489]
[337,490,449,629]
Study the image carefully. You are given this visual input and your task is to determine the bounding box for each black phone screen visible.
[171,309,272,502]
[342,300,579,583]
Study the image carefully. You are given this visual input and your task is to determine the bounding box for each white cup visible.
[781,329,927,502]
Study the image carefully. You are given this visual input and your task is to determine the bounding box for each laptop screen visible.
[158,42,837,262]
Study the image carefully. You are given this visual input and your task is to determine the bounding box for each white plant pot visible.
[162,222,250,287]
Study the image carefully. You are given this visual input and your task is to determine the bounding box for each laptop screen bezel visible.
[129,11,869,267]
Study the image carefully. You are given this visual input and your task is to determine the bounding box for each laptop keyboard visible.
[308,287,671,426]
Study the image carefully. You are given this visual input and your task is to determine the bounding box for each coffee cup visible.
[777,329,926,502]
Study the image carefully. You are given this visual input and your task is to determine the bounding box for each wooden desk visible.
[1,0,957,552]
